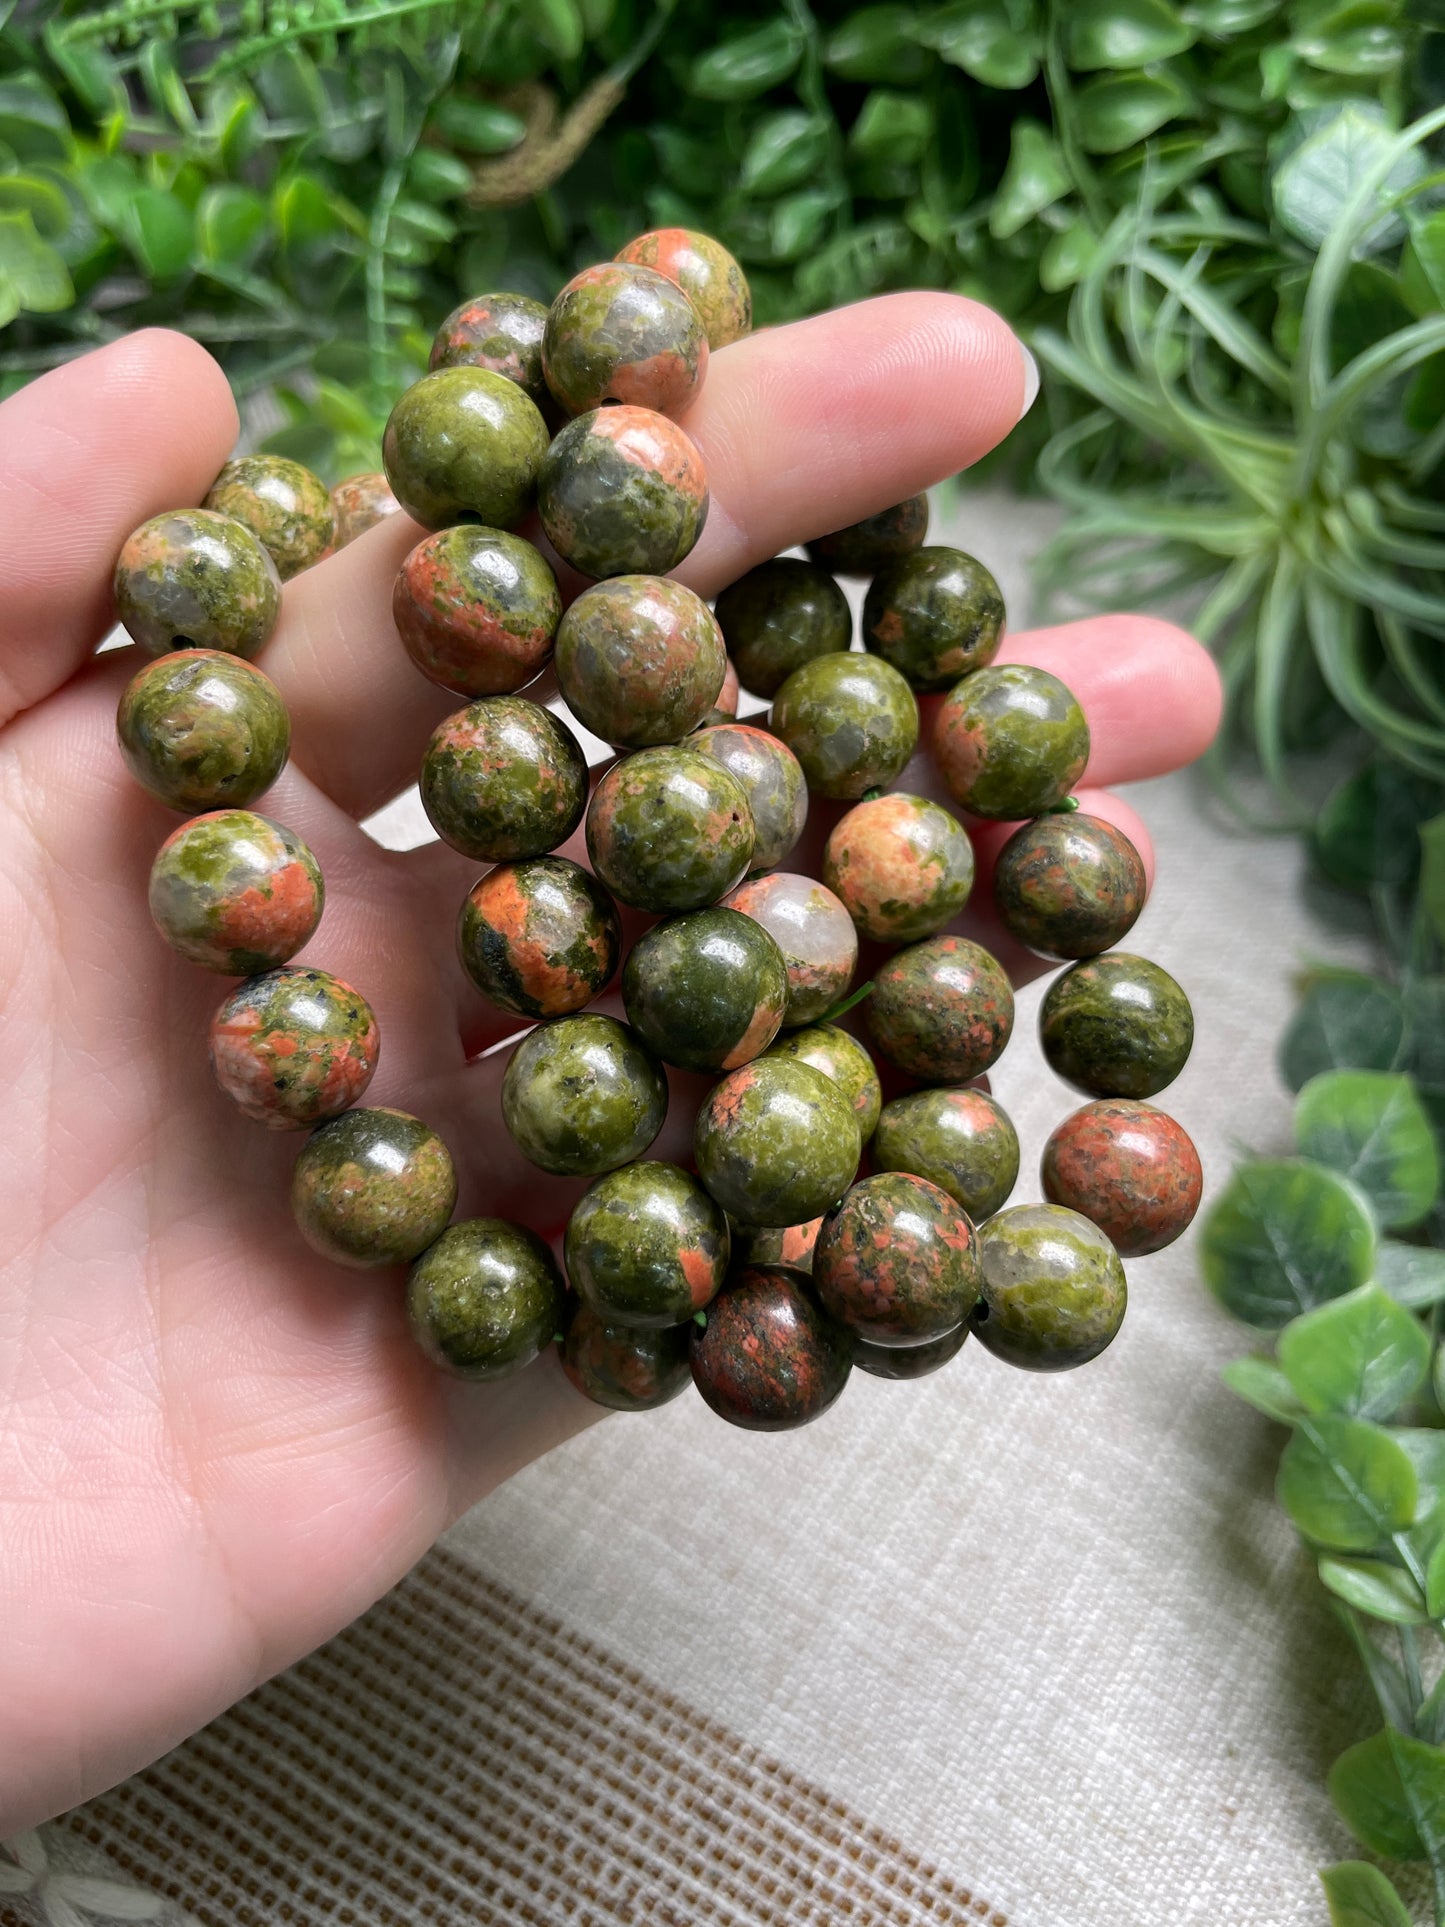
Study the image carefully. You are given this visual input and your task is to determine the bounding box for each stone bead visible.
[731,1215,824,1273]
[690,1265,853,1431]
[862,547,1005,693]
[543,261,708,417]
[420,696,587,862]
[501,1014,667,1177]
[406,1218,564,1381]
[383,365,549,532]
[971,1203,1127,1372]
[805,494,929,576]
[117,649,289,812]
[114,509,281,660]
[704,657,741,726]
[586,746,754,913]
[330,472,401,547]
[622,908,787,1073]
[763,1024,882,1142]
[872,1087,1019,1221]
[1042,1099,1203,1257]
[615,227,752,350]
[867,935,1014,1083]
[564,1160,729,1327]
[394,526,561,699]
[148,809,323,974]
[814,1172,981,1347]
[538,405,708,579]
[291,1107,456,1268]
[722,872,857,1027]
[556,576,724,748]
[204,455,335,580]
[994,813,1146,960]
[770,653,919,800]
[1040,953,1194,1098]
[714,558,852,700]
[208,965,379,1130]
[428,290,551,410]
[559,1296,692,1411]
[458,857,619,1019]
[694,1057,861,1228]
[852,1324,969,1381]
[823,792,975,944]
[692,723,807,871]
[934,664,1090,820]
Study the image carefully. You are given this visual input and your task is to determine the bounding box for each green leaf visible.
[1201,1159,1378,1328]
[1066,0,1196,70]
[1320,1858,1415,1927]
[1403,209,1445,313]
[1277,1415,1416,1549]
[194,186,268,268]
[275,173,341,250]
[1314,763,1442,894]
[1279,974,1408,1092]
[769,187,846,263]
[1221,1355,1306,1422]
[427,98,526,154]
[1039,222,1099,291]
[1271,100,1429,254]
[1329,1728,1445,1862]
[739,110,833,196]
[1073,67,1196,154]
[0,174,69,240]
[1185,0,1283,28]
[1425,1528,1445,1616]
[1318,1555,1429,1624]
[922,1,1040,88]
[823,6,932,83]
[0,209,71,321]
[849,90,933,165]
[124,188,193,283]
[1296,1071,1440,1229]
[691,20,805,101]
[1375,1242,1445,1310]
[0,77,69,157]
[1279,1284,1430,1420]
[531,0,585,62]
[989,119,1070,239]
[1420,814,1445,950]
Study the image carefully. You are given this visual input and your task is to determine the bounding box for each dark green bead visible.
[556,576,724,748]
[714,558,851,700]
[586,746,754,913]
[771,653,919,800]
[501,1014,667,1177]
[114,509,281,660]
[867,936,1014,1084]
[692,722,807,871]
[623,908,787,1073]
[814,1172,981,1347]
[117,650,290,812]
[204,455,335,580]
[934,664,1089,819]
[383,365,549,532]
[542,261,708,416]
[538,405,709,579]
[458,857,619,1019]
[429,291,551,410]
[994,813,1146,960]
[406,1217,564,1380]
[291,1108,456,1268]
[853,1324,969,1380]
[421,696,587,862]
[863,546,1005,692]
[694,1056,861,1227]
[559,1296,692,1411]
[564,1160,729,1327]
[763,1023,882,1141]
[148,808,323,974]
[971,1203,1127,1372]
[689,1265,853,1431]
[823,791,974,944]
[805,494,929,576]
[1039,953,1194,1098]
[872,1087,1019,1221]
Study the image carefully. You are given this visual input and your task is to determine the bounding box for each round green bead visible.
[692,722,807,872]
[564,1160,730,1328]
[117,649,290,812]
[421,696,587,862]
[823,792,975,944]
[114,509,281,660]
[623,908,787,1073]
[428,291,551,410]
[934,664,1090,819]
[771,653,919,800]
[394,525,561,700]
[862,546,1005,693]
[714,558,851,700]
[763,1024,882,1142]
[556,576,724,748]
[537,405,708,579]
[586,746,754,913]
[873,1086,1019,1221]
[148,808,323,974]
[805,494,929,576]
[208,965,379,1130]
[559,1296,692,1411]
[615,227,752,350]
[971,1203,1127,1372]
[204,455,335,580]
[501,1014,667,1177]
[291,1108,457,1268]
[994,813,1146,960]
[852,1324,969,1381]
[722,872,857,1027]
[383,365,549,532]
[458,857,619,1019]
[867,935,1014,1084]
[543,261,708,417]
[814,1172,981,1348]
[694,1056,861,1228]
[407,1218,564,1381]
[1039,953,1194,1098]
[689,1265,853,1431]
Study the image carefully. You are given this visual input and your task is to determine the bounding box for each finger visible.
[0,329,239,728]
[265,292,1029,817]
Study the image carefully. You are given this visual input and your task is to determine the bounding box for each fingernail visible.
[1020,343,1040,416]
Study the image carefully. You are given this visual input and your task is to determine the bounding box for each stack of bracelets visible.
[110,226,1202,1433]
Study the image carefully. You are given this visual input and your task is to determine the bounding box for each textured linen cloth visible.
[1,495,1386,1927]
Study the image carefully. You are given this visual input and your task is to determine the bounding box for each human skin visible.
[0,300,1220,1830]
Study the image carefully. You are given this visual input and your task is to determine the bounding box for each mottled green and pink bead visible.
[732,1215,825,1274]
[543,261,708,417]
[538,405,708,579]
[329,472,400,548]
[763,1024,882,1141]
[852,1324,969,1381]
[694,1056,861,1227]
[458,857,619,1019]
[824,792,974,943]
[149,810,323,974]
[722,872,857,1027]
[994,814,1146,960]
[586,746,753,913]
[622,908,787,1072]
[502,1014,667,1177]
[421,696,587,862]
[114,509,281,660]
[565,1160,729,1327]
[692,723,807,872]
[689,1265,853,1431]
[407,1218,564,1380]
[615,227,752,350]
[204,455,335,580]
[428,291,551,410]
[771,653,918,800]
[872,1087,1019,1221]
[714,559,851,700]
[972,1204,1127,1372]
[208,965,379,1129]
[934,664,1089,820]
[1039,954,1194,1098]
[806,494,929,576]
[383,365,549,532]
[814,1173,981,1348]
[117,650,290,812]
[559,1297,691,1411]
[867,935,1014,1083]
[395,526,561,699]
[863,546,1004,692]
[556,576,724,747]
[1042,1099,1202,1256]
[291,1108,456,1267]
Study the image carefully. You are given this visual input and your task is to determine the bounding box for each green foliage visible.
[1322,1857,1416,1926]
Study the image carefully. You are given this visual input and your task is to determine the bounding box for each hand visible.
[0,298,1221,1832]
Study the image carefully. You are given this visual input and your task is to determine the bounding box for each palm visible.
[0,302,1219,1834]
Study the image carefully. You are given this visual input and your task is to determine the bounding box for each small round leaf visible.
[1202,1158,1377,1329]
[1296,1071,1440,1230]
